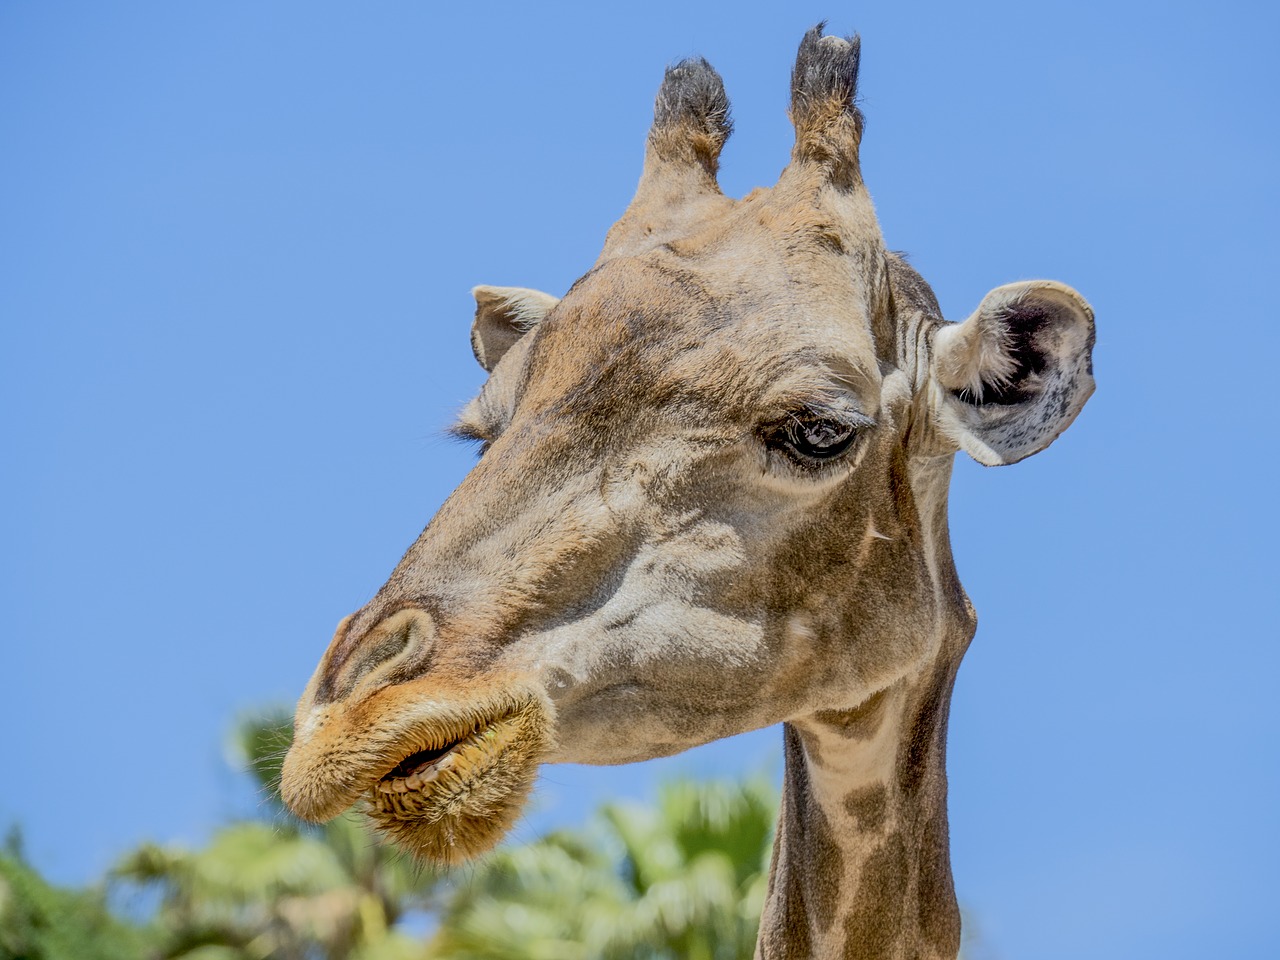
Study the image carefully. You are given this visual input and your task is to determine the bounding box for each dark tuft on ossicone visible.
[791,23,862,111]
[789,24,865,178]
[649,57,732,173]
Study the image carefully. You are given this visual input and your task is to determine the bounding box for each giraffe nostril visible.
[321,608,436,704]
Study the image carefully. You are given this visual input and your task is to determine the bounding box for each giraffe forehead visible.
[523,257,883,420]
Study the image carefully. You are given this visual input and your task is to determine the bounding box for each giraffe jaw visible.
[363,697,551,864]
[281,690,553,864]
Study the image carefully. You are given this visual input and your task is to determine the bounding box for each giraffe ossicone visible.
[282,25,1094,958]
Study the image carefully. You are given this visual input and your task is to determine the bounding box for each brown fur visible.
[281,25,1094,959]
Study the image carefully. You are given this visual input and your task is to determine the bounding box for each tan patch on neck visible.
[812,688,890,741]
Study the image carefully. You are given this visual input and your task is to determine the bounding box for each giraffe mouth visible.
[361,697,550,864]
[371,712,523,803]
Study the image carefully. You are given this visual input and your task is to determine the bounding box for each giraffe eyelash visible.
[447,423,493,457]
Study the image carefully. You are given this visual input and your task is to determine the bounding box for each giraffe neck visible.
[755,676,961,960]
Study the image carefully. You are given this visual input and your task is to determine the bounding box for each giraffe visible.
[281,26,1095,959]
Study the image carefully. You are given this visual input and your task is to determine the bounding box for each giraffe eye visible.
[763,411,862,464]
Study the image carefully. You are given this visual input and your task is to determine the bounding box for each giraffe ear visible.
[470,286,560,372]
[929,280,1095,466]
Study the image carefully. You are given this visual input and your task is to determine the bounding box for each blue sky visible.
[2,2,1277,957]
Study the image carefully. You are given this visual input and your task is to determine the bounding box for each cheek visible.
[526,596,781,763]
[835,543,939,683]
[777,454,940,690]
[504,449,938,760]
[535,599,770,703]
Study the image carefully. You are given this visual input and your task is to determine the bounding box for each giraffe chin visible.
[361,698,551,865]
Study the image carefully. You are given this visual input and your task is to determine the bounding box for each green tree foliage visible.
[111,709,442,960]
[432,777,777,960]
[0,831,156,960]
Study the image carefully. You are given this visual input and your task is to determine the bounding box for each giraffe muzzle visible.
[282,623,556,864]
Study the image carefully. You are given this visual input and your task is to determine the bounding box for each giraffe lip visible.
[369,708,527,803]
[372,720,502,796]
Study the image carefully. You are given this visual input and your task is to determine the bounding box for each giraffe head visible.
[281,28,1094,864]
